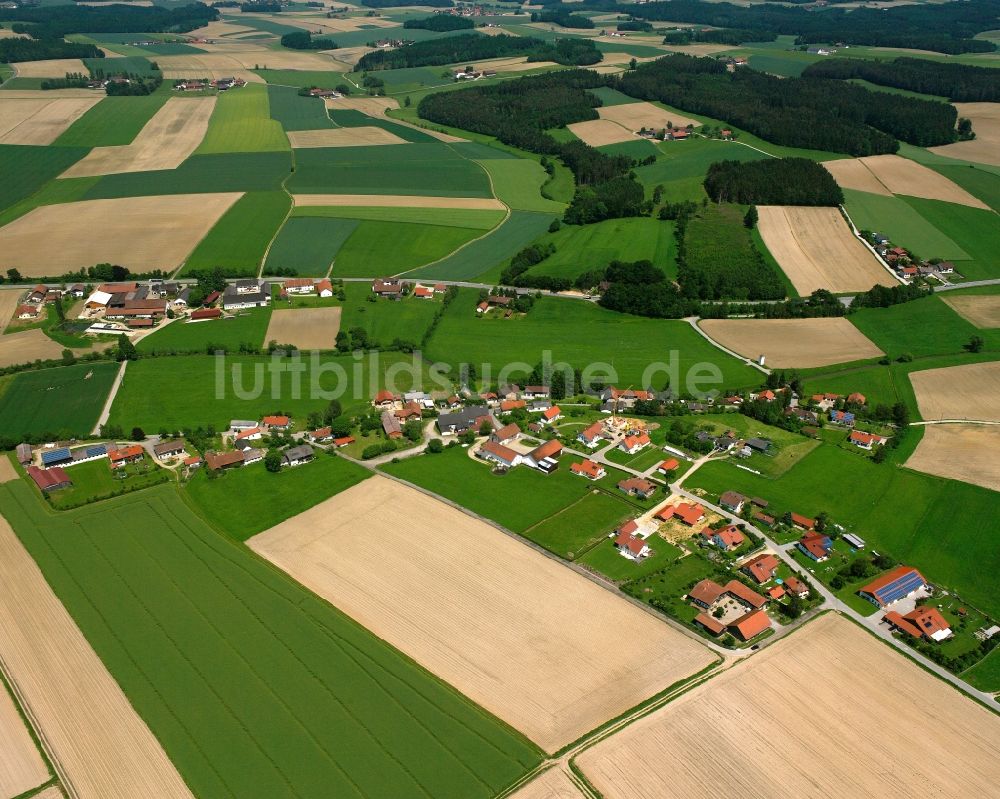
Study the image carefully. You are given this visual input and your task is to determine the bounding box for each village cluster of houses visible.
[866,234,956,282]
[372,278,446,300]
[173,77,247,92]
[454,66,498,80]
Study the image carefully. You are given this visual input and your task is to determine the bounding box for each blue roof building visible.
[859,566,927,608]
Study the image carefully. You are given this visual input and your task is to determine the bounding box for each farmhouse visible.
[107,445,144,468]
[262,415,291,430]
[729,609,771,641]
[236,430,264,450]
[491,423,520,445]
[478,440,521,469]
[703,523,745,551]
[741,553,779,584]
[184,455,202,469]
[859,566,927,608]
[27,465,72,492]
[618,477,657,500]
[242,448,264,466]
[571,459,605,480]
[578,421,605,448]
[153,440,186,459]
[655,501,705,527]
[719,491,746,513]
[373,390,399,409]
[689,579,726,609]
[333,436,355,448]
[798,532,833,562]
[413,285,434,299]
[614,521,650,561]
[619,433,651,455]
[500,399,526,413]
[885,607,952,642]
[394,401,422,421]
[790,513,815,531]
[541,406,562,424]
[309,427,333,442]
[205,450,245,471]
[437,406,491,435]
[382,411,402,440]
[222,281,270,310]
[850,430,888,450]
[525,439,562,473]
[316,279,333,298]
[282,445,314,467]
[601,387,654,409]
[16,304,40,320]
[283,278,316,295]
[372,278,403,298]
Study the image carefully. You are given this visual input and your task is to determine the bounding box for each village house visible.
[413,285,434,299]
[490,422,520,445]
[541,406,562,424]
[655,501,705,527]
[729,609,772,641]
[235,427,264,446]
[27,284,47,304]
[316,279,333,298]
[619,432,651,455]
[601,387,655,410]
[719,491,746,514]
[784,576,810,599]
[577,421,605,449]
[798,531,832,562]
[571,459,605,480]
[858,565,927,608]
[333,436,355,448]
[478,440,521,469]
[830,410,855,427]
[524,439,562,473]
[884,606,952,642]
[222,280,270,310]
[16,304,39,320]
[741,553,779,584]
[108,445,144,469]
[658,458,680,476]
[436,406,492,435]
[382,411,402,440]
[242,448,264,466]
[499,399,527,414]
[372,278,404,298]
[262,415,291,430]
[702,523,745,551]
[309,427,333,443]
[183,455,202,470]
[373,390,399,409]
[617,477,657,500]
[614,521,650,561]
[282,445,314,467]
[850,430,888,450]
[790,512,815,531]
[284,278,316,295]
[153,440,186,460]
[206,450,245,471]
[394,401,422,421]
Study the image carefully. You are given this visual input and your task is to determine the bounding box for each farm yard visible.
[905,424,1000,492]
[263,307,341,350]
[575,614,1000,798]
[910,361,1000,421]
[249,476,715,753]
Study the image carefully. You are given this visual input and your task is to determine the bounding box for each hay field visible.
[699,318,884,367]
[189,20,255,37]
[910,360,1000,421]
[942,294,1000,327]
[476,56,558,72]
[286,126,406,147]
[294,193,505,209]
[928,102,1000,167]
[858,154,990,209]
[510,768,584,799]
[264,307,341,349]
[0,515,193,799]
[326,96,398,116]
[156,53,263,83]
[0,330,65,368]
[0,678,49,799]
[598,101,700,132]
[0,97,102,145]
[756,205,897,294]
[906,424,1000,491]
[0,193,241,275]
[61,97,215,176]
[567,119,636,146]
[822,157,893,196]
[249,476,714,753]
[12,59,88,78]
[576,614,1000,799]
[0,289,22,332]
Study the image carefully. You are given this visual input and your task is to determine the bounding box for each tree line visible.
[802,57,1000,103]
[5,3,217,40]
[280,31,338,50]
[662,27,776,46]
[531,10,595,29]
[704,159,844,206]
[403,15,474,32]
[0,38,100,64]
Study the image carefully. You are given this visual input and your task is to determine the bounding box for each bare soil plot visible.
[0,330,65,368]
[598,101,700,131]
[0,193,241,275]
[0,290,22,333]
[821,157,893,196]
[906,424,1000,491]
[264,307,341,350]
[567,118,635,146]
[576,613,1000,799]
[294,193,505,209]
[942,294,1000,328]
[699,317,884,368]
[510,768,584,799]
[0,678,49,799]
[858,154,990,209]
[756,205,897,294]
[0,514,194,799]
[910,360,1000,421]
[0,97,102,145]
[61,97,215,176]
[928,102,1000,167]
[13,59,88,78]
[249,476,714,753]
[286,126,406,148]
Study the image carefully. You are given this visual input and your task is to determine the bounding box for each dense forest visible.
[598,261,699,318]
[615,54,960,153]
[662,27,776,46]
[355,34,599,71]
[619,0,999,54]
[703,159,844,206]
[280,31,338,50]
[361,0,452,7]
[802,58,1000,103]
[532,10,595,29]
[403,15,474,32]
[5,3,217,39]
[0,38,100,63]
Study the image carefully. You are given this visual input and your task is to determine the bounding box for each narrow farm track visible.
[91,360,127,435]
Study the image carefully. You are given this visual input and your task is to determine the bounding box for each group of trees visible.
[802,57,1000,104]
[0,37,100,64]
[280,31,338,50]
[662,27,775,46]
[703,158,844,206]
[402,15,474,32]
[4,3,217,40]
[105,73,163,96]
[531,10,595,29]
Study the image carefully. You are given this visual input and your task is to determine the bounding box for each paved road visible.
[936,278,1000,292]
[91,360,127,435]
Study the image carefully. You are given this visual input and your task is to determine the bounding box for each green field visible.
[184,452,370,540]
[256,69,351,89]
[475,159,565,213]
[928,164,1000,212]
[0,144,88,214]
[264,216,359,276]
[333,220,481,278]
[337,283,441,347]
[137,309,273,355]
[0,481,539,797]
[293,204,505,230]
[962,646,1000,692]
[0,362,119,439]
[328,109,437,144]
[84,55,160,76]
[197,84,289,154]
[901,197,1000,280]
[578,536,683,582]
[53,94,169,147]
[424,289,760,389]
[634,137,772,203]
[183,191,291,276]
[588,86,637,107]
[266,84,334,131]
[842,189,969,261]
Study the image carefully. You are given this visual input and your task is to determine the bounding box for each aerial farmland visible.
[1,0,999,796]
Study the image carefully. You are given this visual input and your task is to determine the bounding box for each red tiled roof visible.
[742,553,779,584]
[541,405,561,421]
[618,477,656,495]
[284,278,314,289]
[333,436,355,447]
[530,439,562,462]
[850,430,885,447]
[108,445,144,463]
[729,609,771,640]
[493,422,520,441]
[236,426,262,440]
[481,440,518,464]
[374,390,396,403]
[206,450,244,470]
[414,285,433,298]
[183,455,202,466]
[884,610,922,638]
[191,308,221,320]
[784,576,808,596]
[655,501,704,526]
[622,432,651,450]
[658,458,680,472]
[579,421,604,442]
[903,606,950,638]
[767,586,785,600]
[694,612,725,636]
[860,566,926,602]
[263,415,290,426]
[689,579,725,606]
[724,580,767,609]
[790,513,815,529]
[500,399,526,412]
[614,527,647,556]
[714,524,745,549]
[571,459,604,479]
[27,465,71,490]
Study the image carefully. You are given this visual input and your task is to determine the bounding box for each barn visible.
[858,566,927,608]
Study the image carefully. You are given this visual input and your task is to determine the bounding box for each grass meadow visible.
[267,85,334,132]
[0,481,540,798]
[962,646,1000,692]
[196,84,289,154]
[634,137,772,203]
[53,94,170,147]
[183,191,291,276]
[842,189,969,261]
[902,197,1000,280]
[337,283,440,346]
[927,164,1000,212]
[292,204,505,230]
[332,220,481,278]
[264,216,359,276]
[0,145,88,215]
[0,362,118,439]
[475,159,565,213]
[137,309,273,355]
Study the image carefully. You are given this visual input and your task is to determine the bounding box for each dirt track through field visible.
[264,307,341,350]
[0,511,194,799]
[576,614,1000,798]
[928,102,1000,167]
[858,154,990,209]
[0,668,48,799]
[756,205,897,294]
[598,101,699,132]
[0,97,102,145]
[61,97,215,176]
[293,193,505,209]
[910,360,1000,421]
[12,59,88,78]
[906,424,1000,491]
[699,317,884,367]
[286,126,406,148]
[822,158,893,196]
[942,294,1000,328]
[510,768,584,799]
[0,193,241,275]
[249,476,715,753]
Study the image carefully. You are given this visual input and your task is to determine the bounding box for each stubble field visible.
[575,614,1000,798]
[567,119,636,147]
[910,360,1000,421]
[822,157,893,195]
[598,101,699,132]
[941,294,1000,327]
[294,193,505,210]
[905,423,1000,491]
[0,289,21,332]
[0,329,67,368]
[756,205,897,294]
[927,102,1000,166]
[286,126,406,148]
[510,767,584,799]
[11,59,88,77]
[263,307,341,350]
[0,674,49,799]
[0,97,102,145]
[857,154,990,209]
[249,476,716,753]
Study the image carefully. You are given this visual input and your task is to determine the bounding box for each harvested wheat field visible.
[264,307,341,350]
[0,97,102,145]
[0,193,241,275]
[756,205,897,294]
[475,55,558,72]
[942,294,1000,328]
[0,456,16,483]
[0,290,22,332]
[188,20,255,37]
[910,360,1000,421]
[699,318,883,368]
[510,768,584,799]
[29,787,63,799]
[599,101,700,132]
[858,154,990,209]
[0,330,65,368]
[0,514,194,799]
[156,54,263,83]
[13,59,88,78]
[928,103,1000,167]
[325,95,397,116]
[294,193,505,209]
[286,126,406,148]
[576,613,1000,799]
[567,119,635,146]
[822,157,893,196]
[61,97,215,177]
[249,476,714,753]
[0,669,48,799]
[906,424,1000,491]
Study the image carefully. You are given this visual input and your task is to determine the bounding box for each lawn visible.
[578,536,682,583]
[137,309,273,355]
[0,481,540,798]
[521,488,638,559]
[182,191,292,276]
[47,455,171,510]
[53,94,170,147]
[686,443,1000,620]
[424,289,761,389]
[603,445,667,473]
[266,84,334,131]
[264,216,359,276]
[332,220,481,278]
[962,646,1000,693]
[292,204,505,230]
[0,362,118,439]
[184,451,370,540]
[901,197,1000,280]
[475,159,567,213]
[0,144,89,215]
[842,189,969,261]
[196,84,289,154]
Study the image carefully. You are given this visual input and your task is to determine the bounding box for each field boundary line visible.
[91,359,127,435]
